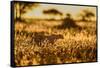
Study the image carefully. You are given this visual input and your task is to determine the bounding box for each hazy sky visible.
[23,3,96,19]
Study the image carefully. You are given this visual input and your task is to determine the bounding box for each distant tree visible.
[56,13,81,29]
[43,9,62,15]
[79,10,95,22]
[43,9,63,19]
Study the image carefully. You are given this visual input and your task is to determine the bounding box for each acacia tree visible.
[79,10,95,22]
[43,9,63,20]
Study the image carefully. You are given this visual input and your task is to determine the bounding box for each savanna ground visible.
[14,18,97,66]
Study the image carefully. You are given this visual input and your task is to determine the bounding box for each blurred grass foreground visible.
[13,1,97,66]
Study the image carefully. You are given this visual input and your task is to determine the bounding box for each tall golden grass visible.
[14,20,97,66]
